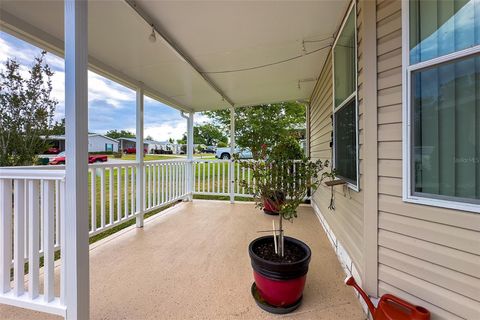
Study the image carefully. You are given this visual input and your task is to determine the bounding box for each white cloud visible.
[144,121,187,142]
[88,72,134,107]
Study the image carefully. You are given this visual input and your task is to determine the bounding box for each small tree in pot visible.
[240,141,328,313]
[248,136,306,215]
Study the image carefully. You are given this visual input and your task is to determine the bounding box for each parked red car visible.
[45,147,60,154]
[49,152,108,165]
[123,147,148,154]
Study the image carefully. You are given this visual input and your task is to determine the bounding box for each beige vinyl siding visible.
[376,1,480,319]
[310,1,365,276]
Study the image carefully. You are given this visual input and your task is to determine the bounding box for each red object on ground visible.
[253,271,306,307]
[45,147,60,154]
[345,276,430,320]
[124,147,148,154]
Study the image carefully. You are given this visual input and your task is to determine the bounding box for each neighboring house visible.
[118,137,182,154]
[118,137,149,152]
[307,1,480,319]
[43,134,119,153]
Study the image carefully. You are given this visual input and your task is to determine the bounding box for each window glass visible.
[410,0,480,64]
[334,8,356,108]
[412,54,480,203]
[334,100,357,184]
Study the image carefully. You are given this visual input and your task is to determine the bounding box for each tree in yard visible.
[0,51,57,166]
[49,118,65,135]
[105,129,135,139]
[204,101,306,159]
[178,123,227,146]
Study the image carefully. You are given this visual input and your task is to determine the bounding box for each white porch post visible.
[187,112,194,200]
[229,107,235,203]
[136,86,145,227]
[64,0,89,318]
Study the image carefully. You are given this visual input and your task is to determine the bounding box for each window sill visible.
[403,195,480,214]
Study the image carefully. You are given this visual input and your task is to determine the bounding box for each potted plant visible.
[240,145,328,313]
[253,137,306,215]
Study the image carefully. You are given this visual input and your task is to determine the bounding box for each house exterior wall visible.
[309,1,480,319]
[375,1,480,319]
[310,0,365,282]
[88,135,118,153]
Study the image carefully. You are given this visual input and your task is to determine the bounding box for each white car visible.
[215,147,253,160]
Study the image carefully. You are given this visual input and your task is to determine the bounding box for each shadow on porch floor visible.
[0,200,364,319]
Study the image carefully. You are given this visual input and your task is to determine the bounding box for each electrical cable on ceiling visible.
[201,43,332,74]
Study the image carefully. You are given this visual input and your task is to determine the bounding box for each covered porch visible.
[0,0,366,319]
[0,200,364,320]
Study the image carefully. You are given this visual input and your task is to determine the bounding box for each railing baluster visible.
[117,166,121,222]
[202,162,205,193]
[157,164,161,204]
[0,178,12,294]
[247,165,251,194]
[28,180,40,299]
[236,161,240,195]
[217,162,220,194]
[124,167,128,219]
[43,180,54,302]
[242,166,245,195]
[153,164,157,206]
[148,164,152,209]
[207,161,210,193]
[169,163,173,202]
[100,167,106,228]
[91,168,96,233]
[109,167,114,225]
[176,162,179,199]
[13,179,25,296]
[59,180,66,304]
[222,161,226,194]
[24,182,29,260]
[131,166,135,216]
[211,162,215,194]
[55,180,60,246]
[161,164,164,204]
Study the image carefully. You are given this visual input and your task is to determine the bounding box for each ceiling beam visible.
[124,0,235,108]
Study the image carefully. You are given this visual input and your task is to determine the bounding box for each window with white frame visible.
[405,0,480,211]
[333,4,358,188]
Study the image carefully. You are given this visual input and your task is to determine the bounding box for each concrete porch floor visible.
[0,200,364,319]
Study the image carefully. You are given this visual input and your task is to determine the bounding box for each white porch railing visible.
[0,159,191,317]
[85,160,190,236]
[0,158,306,317]
[192,159,255,197]
[0,169,66,317]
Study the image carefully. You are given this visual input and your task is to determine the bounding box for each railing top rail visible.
[192,159,230,163]
[0,168,66,180]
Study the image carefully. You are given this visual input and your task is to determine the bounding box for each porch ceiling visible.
[0,0,348,112]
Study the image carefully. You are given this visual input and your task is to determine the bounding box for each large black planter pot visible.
[249,236,311,313]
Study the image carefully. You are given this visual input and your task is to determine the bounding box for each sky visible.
[0,31,209,142]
